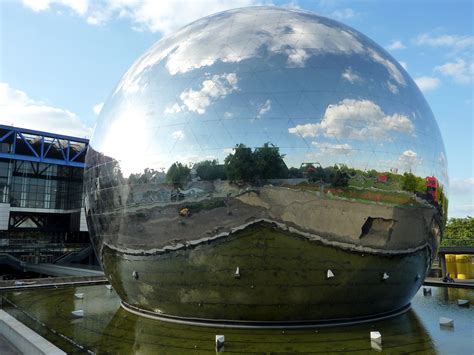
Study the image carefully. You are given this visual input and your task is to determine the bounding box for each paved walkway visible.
[424,277,474,289]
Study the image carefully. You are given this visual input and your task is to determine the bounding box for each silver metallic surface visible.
[84,6,448,323]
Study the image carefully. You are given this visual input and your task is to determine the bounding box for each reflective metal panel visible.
[84,6,448,323]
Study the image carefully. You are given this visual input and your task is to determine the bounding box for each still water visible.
[1,285,473,354]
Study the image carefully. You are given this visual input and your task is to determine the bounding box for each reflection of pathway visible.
[7,285,473,353]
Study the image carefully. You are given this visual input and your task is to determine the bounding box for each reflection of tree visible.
[402,173,418,192]
[224,144,256,181]
[253,143,288,179]
[194,160,226,181]
[129,168,165,185]
[304,164,349,186]
[166,162,190,185]
[224,143,288,181]
[288,167,303,178]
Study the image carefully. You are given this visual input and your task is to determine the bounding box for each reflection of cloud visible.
[289,99,414,140]
[0,82,91,137]
[341,68,361,83]
[286,48,309,67]
[435,59,473,84]
[114,7,407,95]
[164,103,183,114]
[257,99,272,118]
[387,40,406,50]
[387,81,399,94]
[178,73,238,114]
[367,48,406,86]
[399,61,408,70]
[93,102,103,115]
[414,76,440,92]
[164,9,368,75]
[398,150,422,172]
[312,141,352,155]
[172,130,185,140]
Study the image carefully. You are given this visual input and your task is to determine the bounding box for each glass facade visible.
[1,159,83,210]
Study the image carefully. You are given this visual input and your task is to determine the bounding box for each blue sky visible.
[0,0,472,217]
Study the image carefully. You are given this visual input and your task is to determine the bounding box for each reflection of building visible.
[0,125,91,271]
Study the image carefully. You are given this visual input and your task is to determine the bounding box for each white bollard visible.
[234,267,240,279]
[439,317,454,327]
[74,293,84,299]
[370,331,382,345]
[457,299,470,307]
[327,269,334,279]
[215,335,225,349]
[71,310,84,317]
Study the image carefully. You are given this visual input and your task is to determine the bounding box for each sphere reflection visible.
[84,6,448,323]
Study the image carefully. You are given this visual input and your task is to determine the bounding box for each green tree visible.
[444,217,474,240]
[166,162,190,185]
[194,160,226,181]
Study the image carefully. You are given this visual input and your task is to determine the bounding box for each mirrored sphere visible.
[85,6,448,324]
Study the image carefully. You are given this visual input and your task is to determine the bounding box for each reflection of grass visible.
[285,182,420,206]
[348,179,400,191]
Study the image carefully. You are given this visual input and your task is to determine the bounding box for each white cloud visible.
[93,102,104,115]
[387,40,406,51]
[330,8,356,20]
[449,177,474,217]
[22,0,88,15]
[257,99,271,118]
[312,141,352,155]
[341,68,361,83]
[24,0,259,33]
[179,73,238,114]
[171,130,185,140]
[0,82,91,138]
[398,149,422,172]
[414,33,474,50]
[289,99,414,140]
[435,59,473,84]
[414,76,441,92]
[450,177,474,195]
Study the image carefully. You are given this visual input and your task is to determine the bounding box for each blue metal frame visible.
[0,125,89,168]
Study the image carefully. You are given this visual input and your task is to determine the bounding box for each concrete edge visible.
[0,309,65,355]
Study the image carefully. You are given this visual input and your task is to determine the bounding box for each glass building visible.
[0,125,90,266]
